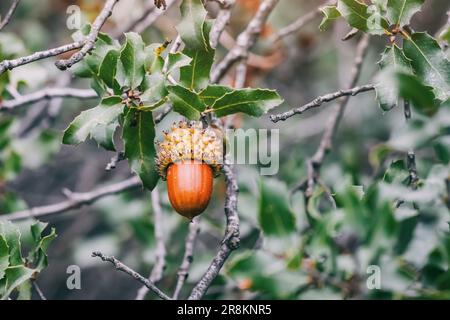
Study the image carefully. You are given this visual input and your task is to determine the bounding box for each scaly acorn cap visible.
[155,121,223,180]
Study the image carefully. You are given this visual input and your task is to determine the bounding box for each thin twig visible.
[270,84,375,123]
[32,281,47,300]
[0,0,20,31]
[172,218,200,299]
[305,34,370,199]
[0,88,97,111]
[270,0,335,42]
[1,177,141,221]
[188,155,239,300]
[55,0,120,70]
[92,251,171,300]
[0,41,84,75]
[133,0,177,34]
[210,0,280,83]
[135,188,167,300]
[210,0,236,49]
[407,151,419,190]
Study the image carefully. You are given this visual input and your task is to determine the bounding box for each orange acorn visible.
[156,121,223,219]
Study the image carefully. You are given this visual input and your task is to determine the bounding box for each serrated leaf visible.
[123,109,159,190]
[0,236,8,280]
[119,32,146,89]
[376,45,414,110]
[258,179,296,236]
[403,32,450,101]
[0,265,35,300]
[98,49,120,90]
[211,88,283,117]
[180,20,214,91]
[199,84,233,106]
[337,0,389,35]
[167,85,206,120]
[319,6,342,31]
[90,122,119,151]
[140,73,168,108]
[375,69,437,115]
[166,52,192,74]
[0,222,22,266]
[386,0,424,27]
[62,96,124,147]
[73,32,120,78]
[177,0,210,51]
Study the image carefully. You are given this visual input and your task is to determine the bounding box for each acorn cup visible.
[156,121,223,220]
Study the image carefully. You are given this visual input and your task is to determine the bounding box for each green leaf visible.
[376,45,414,111]
[180,20,215,91]
[166,52,192,74]
[143,43,167,74]
[98,49,120,90]
[258,179,296,236]
[90,122,119,151]
[199,84,233,106]
[386,0,424,27]
[73,32,120,78]
[337,0,389,35]
[376,69,437,115]
[119,32,146,89]
[122,109,159,190]
[0,265,35,300]
[211,88,284,117]
[140,73,168,109]
[403,32,450,102]
[0,222,22,266]
[62,96,124,147]
[319,6,342,31]
[0,236,8,280]
[177,0,210,51]
[167,85,206,120]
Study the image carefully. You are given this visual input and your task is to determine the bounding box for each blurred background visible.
[1,0,450,299]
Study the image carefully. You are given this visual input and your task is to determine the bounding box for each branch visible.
[305,34,370,199]
[0,0,20,31]
[270,84,375,123]
[1,177,141,221]
[91,251,171,300]
[210,0,280,83]
[0,88,97,111]
[188,155,240,300]
[210,0,236,49]
[32,281,47,300]
[135,188,167,300]
[407,151,419,190]
[112,0,177,37]
[55,0,120,70]
[172,217,200,299]
[270,0,335,42]
[0,41,84,76]
[105,151,125,171]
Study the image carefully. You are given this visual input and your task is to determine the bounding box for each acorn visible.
[156,121,223,219]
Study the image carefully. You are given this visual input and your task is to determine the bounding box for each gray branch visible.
[210,0,280,83]
[0,0,20,31]
[210,0,236,49]
[0,41,84,75]
[135,188,167,300]
[270,0,335,42]
[188,155,240,300]
[1,177,141,221]
[172,217,200,299]
[305,34,371,198]
[270,84,375,123]
[55,0,120,70]
[0,88,97,111]
[92,251,171,300]
[133,0,178,35]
